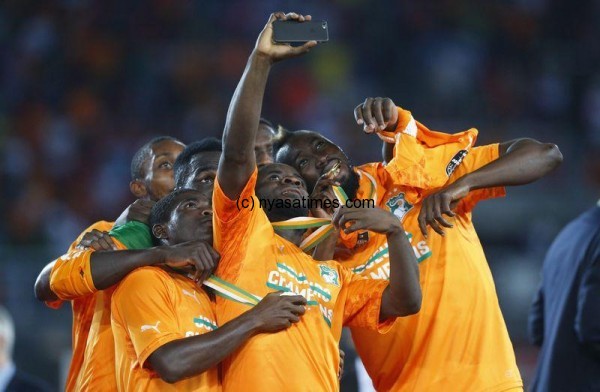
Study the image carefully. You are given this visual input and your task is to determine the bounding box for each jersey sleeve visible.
[49,249,97,300]
[449,144,506,213]
[111,268,185,368]
[49,236,127,300]
[339,267,396,333]
[213,168,266,282]
[109,221,154,250]
[44,221,114,307]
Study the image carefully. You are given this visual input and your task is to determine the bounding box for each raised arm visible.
[217,12,316,199]
[416,138,562,236]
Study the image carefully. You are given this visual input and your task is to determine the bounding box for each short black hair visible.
[174,137,222,188]
[149,188,193,230]
[130,136,181,181]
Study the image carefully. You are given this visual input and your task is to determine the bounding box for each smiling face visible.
[275,130,353,193]
[256,163,310,221]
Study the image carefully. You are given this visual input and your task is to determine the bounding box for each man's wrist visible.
[250,50,274,68]
[385,222,404,237]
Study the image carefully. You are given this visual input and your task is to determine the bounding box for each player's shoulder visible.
[83,220,115,234]
[115,266,171,295]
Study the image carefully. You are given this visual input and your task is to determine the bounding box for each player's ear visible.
[130,180,148,199]
[152,224,168,241]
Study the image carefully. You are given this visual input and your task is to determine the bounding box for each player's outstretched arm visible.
[333,207,421,319]
[417,138,563,236]
[218,12,316,199]
[148,292,307,383]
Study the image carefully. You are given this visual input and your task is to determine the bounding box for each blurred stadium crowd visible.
[0,0,599,389]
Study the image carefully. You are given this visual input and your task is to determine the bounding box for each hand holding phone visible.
[273,20,329,43]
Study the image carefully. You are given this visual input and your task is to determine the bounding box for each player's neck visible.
[275,229,305,247]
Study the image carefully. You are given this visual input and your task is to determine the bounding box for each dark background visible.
[1,0,599,390]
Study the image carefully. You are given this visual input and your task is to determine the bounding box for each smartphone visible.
[272,20,329,43]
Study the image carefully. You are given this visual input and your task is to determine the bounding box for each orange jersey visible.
[49,221,125,392]
[212,170,395,392]
[336,108,522,391]
[111,266,220,392]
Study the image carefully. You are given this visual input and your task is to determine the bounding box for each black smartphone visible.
[272,20,329,43]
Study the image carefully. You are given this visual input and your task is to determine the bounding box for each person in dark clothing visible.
[529,202,600,392]
[0,306,52,392]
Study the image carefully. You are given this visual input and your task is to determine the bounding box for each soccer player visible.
[212,12,422,390]
[32,136,191,391]
[275,101,563,389]
[174,137,222,197]
[110,189,307,391]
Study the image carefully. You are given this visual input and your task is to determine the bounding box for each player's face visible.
[257,163,309,202]
[179,151,221,198]
[276,131,352,192]
[166,190,213,245]
[255,123,276,167]
[146,140,186,201]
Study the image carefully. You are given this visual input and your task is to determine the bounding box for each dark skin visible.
[146,190,307,383]
[255,123,277,167]
[352,97,564,236]
[34,138,186,301]
[178,151,221,198]
[277,97,563,237]
[219,12,420,320]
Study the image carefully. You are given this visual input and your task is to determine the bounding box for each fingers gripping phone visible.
[273,20,329,43]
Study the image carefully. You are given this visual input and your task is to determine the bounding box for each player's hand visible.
[158,240,220,284]
[417,181,469,237]
[114,199,155,226]
[254,12,317,64]
[354,97,398,134]
[338,349,345,380]
[309,172,340,218]
[250,292,307,333]
[333,206,402,235]
[77,229,117,251]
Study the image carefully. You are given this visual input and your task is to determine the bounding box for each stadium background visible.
[1,0,599,390]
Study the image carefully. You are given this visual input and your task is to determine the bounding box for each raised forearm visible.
[34,261,59,302]
[90,248,163,290]
[219,52,272,198]
[458,139,562,191]
[149,312,259,383]
[380,228,421,320]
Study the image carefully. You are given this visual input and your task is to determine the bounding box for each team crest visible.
[446,149,468,176]
[319,265,339,286]
[386,193,413,221]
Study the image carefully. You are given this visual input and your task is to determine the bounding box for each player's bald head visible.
[131,136,183,181]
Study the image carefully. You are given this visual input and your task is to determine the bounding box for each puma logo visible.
[140,321,160,333]
[182,289,200,304]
